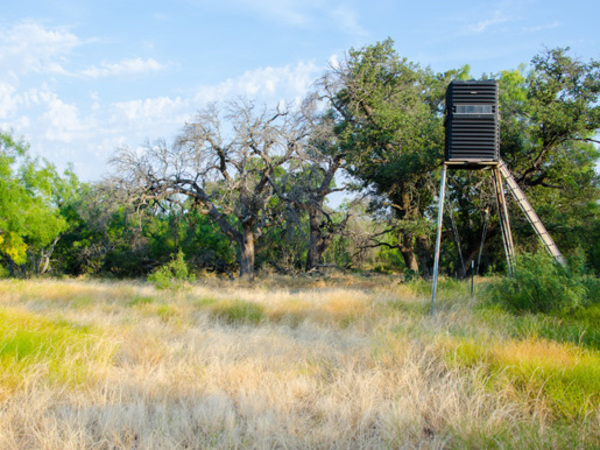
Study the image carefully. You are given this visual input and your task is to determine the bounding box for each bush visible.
[148,251,195,290]
[580,275,600,305]
[486,252,587,314]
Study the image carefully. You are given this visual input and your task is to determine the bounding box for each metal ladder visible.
[497,160,566,267]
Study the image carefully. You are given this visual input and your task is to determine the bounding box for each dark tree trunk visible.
[396,188,421,274]
[399,230,419,273]
[306,208,322,271]
[415,235,432,278]
[239,222,255,278]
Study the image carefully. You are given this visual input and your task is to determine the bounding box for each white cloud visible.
[464,11,511,35]
[194,60,322,104]
[111,96,188,123]
[0,21,80,78]
[0,21,166,82]
[186,0,365,34]
[39,90,86,143]
[329,6,367,36]
[522,21,560,34]
[0,82,21,119]
[82,58,166,78]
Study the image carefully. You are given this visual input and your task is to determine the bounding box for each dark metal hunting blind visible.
[431,79,565,315]
[444,80,499,163]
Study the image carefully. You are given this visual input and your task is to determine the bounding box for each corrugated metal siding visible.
[444,80,499,162]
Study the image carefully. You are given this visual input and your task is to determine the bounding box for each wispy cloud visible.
[185,0,366,35]
[240,0,309,25]
[522,20,560,34]
[40,90,86,143]
[81,58,166,78]
[463,10,511,35]
[0,82,21,119]
[111,96,188,124]
[194,60,322,104]
[0,21,80,78]
[329,6,368,36]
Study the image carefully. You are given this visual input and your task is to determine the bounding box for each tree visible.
[500,49,600,262]
[112,101,306,278]
[271,97,350,271]
[502,48,600,187]
[53,180,235,278]
[321,39,447,274]
[52,181,153,277]
[0,131,67,275]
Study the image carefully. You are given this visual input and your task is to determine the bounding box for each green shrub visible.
[580,275,600,305]
[148,250,195,290]
[486,252,586,314]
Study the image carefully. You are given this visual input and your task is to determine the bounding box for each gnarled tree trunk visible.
[239,222,255,278]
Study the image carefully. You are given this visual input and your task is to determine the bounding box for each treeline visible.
[2,40,600,279]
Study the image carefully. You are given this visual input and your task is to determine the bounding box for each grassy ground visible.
[0,274,599,448]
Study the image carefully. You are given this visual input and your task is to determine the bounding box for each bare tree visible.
[112,101,306,278]
[270,96,351,271]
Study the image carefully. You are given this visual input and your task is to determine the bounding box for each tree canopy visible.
[0,131,67,274]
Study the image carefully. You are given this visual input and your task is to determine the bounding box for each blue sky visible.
[2,0,598,180]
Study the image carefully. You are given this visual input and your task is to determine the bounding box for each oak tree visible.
[112,101,306,278]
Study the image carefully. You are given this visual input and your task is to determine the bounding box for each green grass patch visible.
[209,300,264,325]
[386,297,429,316]
[440,335,600,420]
[156,304,179,322]
[477,303,600,351]
[193,296,219,308]
[127,295,156,307]
[0,306,104,390]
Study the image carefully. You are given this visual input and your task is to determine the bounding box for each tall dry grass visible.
[0,276,598,448]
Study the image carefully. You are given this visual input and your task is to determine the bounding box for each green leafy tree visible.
[271,100,350,271]
[500,49,600,262]
[0,131,67,275]
[53,182,146,276]
[322,39,452,274]
[55,182,235,278]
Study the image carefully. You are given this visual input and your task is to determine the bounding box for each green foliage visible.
[0,131,67,272]
[486,253,588,314]
[327,39,448,273]
[0,306,99,387]
[54,185,235,278]
[496,49,600,271]
[127,296,155,307]
[147,250,194,290]
[209,299,264,325]
[444,335,600,420]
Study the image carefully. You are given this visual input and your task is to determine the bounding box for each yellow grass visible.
[0,276,598,448]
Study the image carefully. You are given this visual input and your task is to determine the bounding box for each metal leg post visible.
[492,166,515,276]
[431,163,447,316]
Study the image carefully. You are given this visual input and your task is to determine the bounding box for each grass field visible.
[0,274,599,448]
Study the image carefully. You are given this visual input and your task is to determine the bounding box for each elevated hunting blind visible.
[444,80,499,163]
[431,79,565,315]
